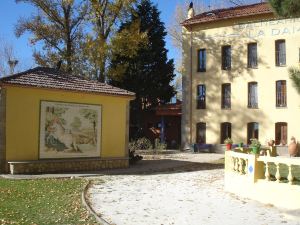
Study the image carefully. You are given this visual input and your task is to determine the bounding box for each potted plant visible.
[238,142,243,148]
[250,138,261,154]
[224,138,233,151]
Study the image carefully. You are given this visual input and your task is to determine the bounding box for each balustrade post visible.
[275,163,281,183]
[287,164,294,185]
[234,157,239,171]
[265,161,270,181]
[239,158,244,174]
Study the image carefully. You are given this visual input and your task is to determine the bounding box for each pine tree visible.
[109,0,176,136]
[268,0,300,95]
[268,0,300,17]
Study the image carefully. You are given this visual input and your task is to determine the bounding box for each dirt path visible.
[87,153,300,225]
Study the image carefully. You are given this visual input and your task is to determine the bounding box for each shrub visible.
[129,137,152,151]
[154,138,167,150]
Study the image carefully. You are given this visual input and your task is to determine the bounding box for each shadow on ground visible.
[96,158,224,176]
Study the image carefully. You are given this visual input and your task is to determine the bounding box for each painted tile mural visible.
[39,101,101,159]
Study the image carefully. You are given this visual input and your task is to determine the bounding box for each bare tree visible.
[0,39,22,76]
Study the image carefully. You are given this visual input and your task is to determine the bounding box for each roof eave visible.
[1,83,136,99]
[182,11,274,27]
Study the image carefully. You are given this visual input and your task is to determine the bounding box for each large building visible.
[181,2,300,151]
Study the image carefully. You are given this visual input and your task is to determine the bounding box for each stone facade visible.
[8,158,129,174]
[0,89,6,173]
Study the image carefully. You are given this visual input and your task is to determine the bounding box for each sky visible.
[0,0,259,71]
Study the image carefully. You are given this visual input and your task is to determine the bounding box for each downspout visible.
[189,26,193,146]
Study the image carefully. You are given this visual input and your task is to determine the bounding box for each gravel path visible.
[88,153,300,225]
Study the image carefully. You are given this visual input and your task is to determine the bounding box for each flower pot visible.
[288,137,298,157]
[226,144,232,151]
[268,140,275,147]
[252,146,260,154]
[238,142,243,148]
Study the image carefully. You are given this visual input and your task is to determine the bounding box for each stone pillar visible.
[0,88,6,173]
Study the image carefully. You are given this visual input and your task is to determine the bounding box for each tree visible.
[268,0,300,17]
[15,0,88,73]
[109,0,176,134]
[85,0,146,81]
[268,0,300,95]
[0,38,25,76]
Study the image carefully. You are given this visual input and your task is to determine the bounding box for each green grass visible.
[266,164,300,185]
[0,178,98,225]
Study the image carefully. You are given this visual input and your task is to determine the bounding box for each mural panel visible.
[39,101,101,159]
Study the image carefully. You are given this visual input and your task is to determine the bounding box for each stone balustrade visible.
[225,151,300,210]
[258,156,300,185]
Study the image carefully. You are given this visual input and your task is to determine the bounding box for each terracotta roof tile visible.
[0,67,135,97]
[182,2,274,26]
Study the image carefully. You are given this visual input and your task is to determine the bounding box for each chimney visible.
[187,2,195,19]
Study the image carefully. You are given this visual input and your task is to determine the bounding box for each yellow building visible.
[0,67,134,174]
[181,2,300,152]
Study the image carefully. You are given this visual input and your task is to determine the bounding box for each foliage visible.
[110,0,176,133]
[154,138,167,150]
[268,0,300,17]
[129,150,143,164]
[129,137,152,151]
[15,0,146,79]
[0,178,97,224]
[289,67,300,95]
[85,0,147,81]
[15,0,88,74]
[250,138,261,148]
[224,138,233,144]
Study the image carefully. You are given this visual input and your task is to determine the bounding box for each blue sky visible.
[0,0,197,69]
[1,0,245,70]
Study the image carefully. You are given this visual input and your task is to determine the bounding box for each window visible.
[197,49,206,72]
[276,80,287,107]
[196,123,206,144]
[275,122,287,145]
[247,122,259,144]
[222,45,231,70]
[248,82,258,108]
[197,84,206,109]
[220,122,231,144]
[248,43,257,68]
[275,40,286,66]
[221,83,231,109]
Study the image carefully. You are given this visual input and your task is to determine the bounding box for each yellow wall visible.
[182,16,300,147]
[4,86,131,161]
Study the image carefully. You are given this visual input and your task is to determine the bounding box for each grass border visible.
[81,180,111,225]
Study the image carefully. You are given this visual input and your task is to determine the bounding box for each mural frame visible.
[39,100,102,159]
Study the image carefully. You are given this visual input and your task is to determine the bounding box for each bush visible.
[129,137,152,151]
[154,138,167,150]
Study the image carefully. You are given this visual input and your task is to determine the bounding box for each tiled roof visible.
[182,2,274,26]
[0,67,135,97]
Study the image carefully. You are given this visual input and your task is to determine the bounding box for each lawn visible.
[0,178,98,225]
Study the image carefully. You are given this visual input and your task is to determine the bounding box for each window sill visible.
[275,65,286,67]
[276,106,287,109]
[197,70,206,73]
[247,67,258,69]
[247,106,259,109]
[221,108,231,110]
